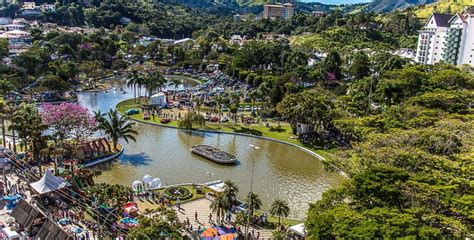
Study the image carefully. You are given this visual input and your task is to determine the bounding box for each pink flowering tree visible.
[41,103,97,144]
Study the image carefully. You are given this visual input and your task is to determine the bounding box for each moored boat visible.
[190,145,237,164]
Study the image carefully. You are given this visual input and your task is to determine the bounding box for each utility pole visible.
[245,144,259,239]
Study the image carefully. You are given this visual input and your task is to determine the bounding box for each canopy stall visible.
[30,170,69,195]
[288,223,306,238]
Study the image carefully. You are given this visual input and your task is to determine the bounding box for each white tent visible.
[150,92,167,106]
[288,223,306,237]
[30,171,68,194]
[150,178,162,188]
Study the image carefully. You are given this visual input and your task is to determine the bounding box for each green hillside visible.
[415,0,474,19]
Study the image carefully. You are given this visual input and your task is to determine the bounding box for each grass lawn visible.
[254,210,302,228]
[136,185,209,212]
[116,98,335,162]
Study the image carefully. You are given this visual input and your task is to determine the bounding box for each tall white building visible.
[415,13,452,65]
[416,9,474,66]
[444,11,474,65]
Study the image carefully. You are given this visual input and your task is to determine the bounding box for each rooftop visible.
[433,13,454,27]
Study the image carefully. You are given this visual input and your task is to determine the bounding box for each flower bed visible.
[163,186,193,200]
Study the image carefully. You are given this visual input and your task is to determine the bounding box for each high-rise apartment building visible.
[416,9,474,66]
[262,3,294,20]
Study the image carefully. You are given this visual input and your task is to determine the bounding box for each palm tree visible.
[40,143,67,175]
[244,192,262,217]
[229,93,240,124]
[215,94,225,123]
[95,109,138,151]
[168,78,182,91]
[127,70,144,102]
[2,104,17,151]
[223,180,239,209]
[145,70,167,99]
[209,193,229,224]
[270,199,290,226]
[0,102,6,147]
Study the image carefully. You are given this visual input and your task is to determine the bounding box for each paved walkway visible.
[173,198,273,239]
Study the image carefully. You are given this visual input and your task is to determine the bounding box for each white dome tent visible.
[150,178,162,189]
[131,181,144,193]
[142,175,153,189]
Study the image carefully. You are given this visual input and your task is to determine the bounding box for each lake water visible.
[77,76,344,219]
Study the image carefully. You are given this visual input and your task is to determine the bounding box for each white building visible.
[0,17,12,25]
[4,24,26,31]
[40,4,56,12]
[150,92,167,106]
[416,9,474,66]
[22,1,36,9]
[0,30,32,54]
[262,3,294,20]
[393,48,417,62]
[0,30,32,46]
[443,11,474,65]
[415,13,452,65]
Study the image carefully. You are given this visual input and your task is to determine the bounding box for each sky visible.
[300,0,370,4]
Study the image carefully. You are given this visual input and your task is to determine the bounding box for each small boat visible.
[190,145,237,164]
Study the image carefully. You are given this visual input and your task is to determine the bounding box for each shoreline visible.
[81,144,124,168]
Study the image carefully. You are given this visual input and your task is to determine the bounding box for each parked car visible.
[210,116,219,122]
[244,106,251,111]
[160,118,171,124]
[126,109,140,115]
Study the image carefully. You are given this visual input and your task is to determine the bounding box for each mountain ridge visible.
[367,0,437,13]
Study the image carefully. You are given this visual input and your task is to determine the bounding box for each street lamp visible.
[206,171,214,182]
[246,144,259,239]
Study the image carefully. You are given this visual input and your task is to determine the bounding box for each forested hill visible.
[414,0,474,19]
[367,0,436,12]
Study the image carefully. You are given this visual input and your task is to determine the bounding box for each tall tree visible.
[270,199,290,226]
[244,192,262,217]
[223,180,239,210]
[210,192,230,224]
[9,104,47,173]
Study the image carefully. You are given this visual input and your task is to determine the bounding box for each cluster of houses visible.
[17,1,55,18]
[0,17,32,55]
[0,1,58,55]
